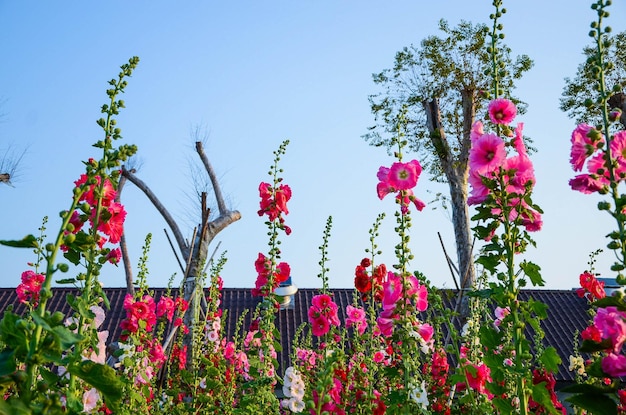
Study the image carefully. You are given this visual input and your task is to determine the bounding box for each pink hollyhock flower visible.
[82,388,100,413]
[312,294,332,309]
[87,330,109,364]
[396,189,425,213]
[594,306,626,353]
[387,160,422,190]
[467,170,490,205]
[376,310,396,338]
[488,98,517,125]
[503,154,535,195]
[376,166,395,200]
[602,353,626,377]
[469,133,506,175]
[311,316,330,337]
[381,272,403,311]
[570,124,602,172]
[521,207,543,232]
[345,305,367,335]
[16,270,45,306]
[466,362,492,395]
[156,296,176,321]
[418,323,434,343]
[569,173,609,194]
[415,283,428,312]
[471,121,484,143]
[106,248,122,264]
[513,123,527,156]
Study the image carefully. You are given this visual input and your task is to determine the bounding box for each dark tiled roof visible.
[0,287,590,383]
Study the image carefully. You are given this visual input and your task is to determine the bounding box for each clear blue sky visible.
[1,1,624,290]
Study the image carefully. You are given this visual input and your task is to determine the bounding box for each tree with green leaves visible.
[561,30,626,127]
[365,18,532,290]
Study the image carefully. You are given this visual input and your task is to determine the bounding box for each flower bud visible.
[609,108,623,122]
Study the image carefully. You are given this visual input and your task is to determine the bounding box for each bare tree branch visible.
[116,171,135,295]
[121,166,189,257]
[195,141,227,215]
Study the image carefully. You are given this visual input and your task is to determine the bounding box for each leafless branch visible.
[121,166,189,256]
[195,141,227,215]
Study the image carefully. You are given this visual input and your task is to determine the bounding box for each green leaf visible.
[529,298,548,319]
[0,351,17,378]
[0,235,38,248]
[566,393,617,415]
[539,347,562,373]
[531,381,562,415]
[50,325,83,350]
[63,249,81,266]
[68,361,124,410]
[521,260,544,286]
[580,338,613,353]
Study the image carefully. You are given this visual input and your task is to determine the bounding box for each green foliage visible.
[365,19,532,177]
[561,30,626,126]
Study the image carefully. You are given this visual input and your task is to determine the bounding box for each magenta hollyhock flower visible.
[381,272,403,311]
[467,170,490,206]
[376,310,395,338]
[512,123,527,156]
[570,124,601,172]
[488,98,517,125]
[569,173,609,194]
[503,155,535,195]
[469,133,506,175]
[387,160,422,190]
[16,270,45,306]
[106,247,122,264]
[602,353,626,377]
[415,283,428,312]
[470,121,484,143]
[594,306,626,353]
[396,189,426,213]
[311,316,330,337]
[418,323,434,343]
[156,296,176,321]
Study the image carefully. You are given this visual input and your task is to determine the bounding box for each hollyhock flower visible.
[74,175,116,207]
[469,133,506,175]
[310,316,330,337]
[16,270,45,306]
[387,160,422,190]
[513,123,527,156]
[569,173,609,194]
[87,330,109,364]
[396,189,426,213]
[581,325,602,343]
[467,170,490,205]
[414,282,428,312]
[97,202,126,244]
[82,388,100,413]
[594,306,626,352]
[488,98,517,125]
[376,311,396,338]
[103,248,120,265]
[354,264,372,294]
[577,272,606,301]
[602,353,626,377]
[346,305,368,335]
[466,362,492,395]
[570,124,602,171]
[171,343,187,370]
[257,182,291,221]
[503,154,535,195]
[156,296,176,321]
[471,121,484,143]
[409,380,429,409]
